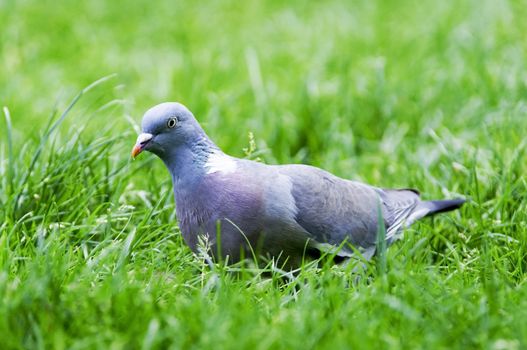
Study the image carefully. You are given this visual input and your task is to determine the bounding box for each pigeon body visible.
[132,102,465,266]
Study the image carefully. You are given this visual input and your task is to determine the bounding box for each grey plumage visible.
[132,102,465,266]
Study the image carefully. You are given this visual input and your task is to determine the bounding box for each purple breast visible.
[174,172,263,251]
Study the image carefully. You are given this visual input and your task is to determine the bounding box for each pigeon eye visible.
[167,117,178,129]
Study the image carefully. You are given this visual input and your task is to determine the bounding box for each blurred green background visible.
[1,0,527,348]
[3,0,525,169]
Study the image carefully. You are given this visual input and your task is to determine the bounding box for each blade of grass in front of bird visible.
[376,196,387,277]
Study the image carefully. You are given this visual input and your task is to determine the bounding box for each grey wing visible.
[279,165,422,258]
[377,188,420,244]
[279,165,382,257]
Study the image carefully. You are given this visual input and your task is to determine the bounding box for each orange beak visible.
[131,133,153,159]
[131,144,143,158]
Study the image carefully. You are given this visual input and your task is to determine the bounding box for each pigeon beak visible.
[131,133,153,158]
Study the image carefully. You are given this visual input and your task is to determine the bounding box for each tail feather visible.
[422,198,466,216]
[406,198,465,225]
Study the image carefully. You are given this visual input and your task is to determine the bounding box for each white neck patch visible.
[204,151,237,175]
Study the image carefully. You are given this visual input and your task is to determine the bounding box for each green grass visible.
[1,0,527,348]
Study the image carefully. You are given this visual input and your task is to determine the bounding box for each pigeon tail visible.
[423,198,466,216]
[407,198,465,225]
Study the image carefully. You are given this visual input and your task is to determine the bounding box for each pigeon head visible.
[132,102,209,159]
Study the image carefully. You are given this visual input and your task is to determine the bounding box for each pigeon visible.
[132,102,465,267]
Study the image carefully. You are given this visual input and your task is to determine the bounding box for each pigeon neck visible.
[164,135,220,181]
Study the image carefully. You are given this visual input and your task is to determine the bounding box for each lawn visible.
[1,0,527,348]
